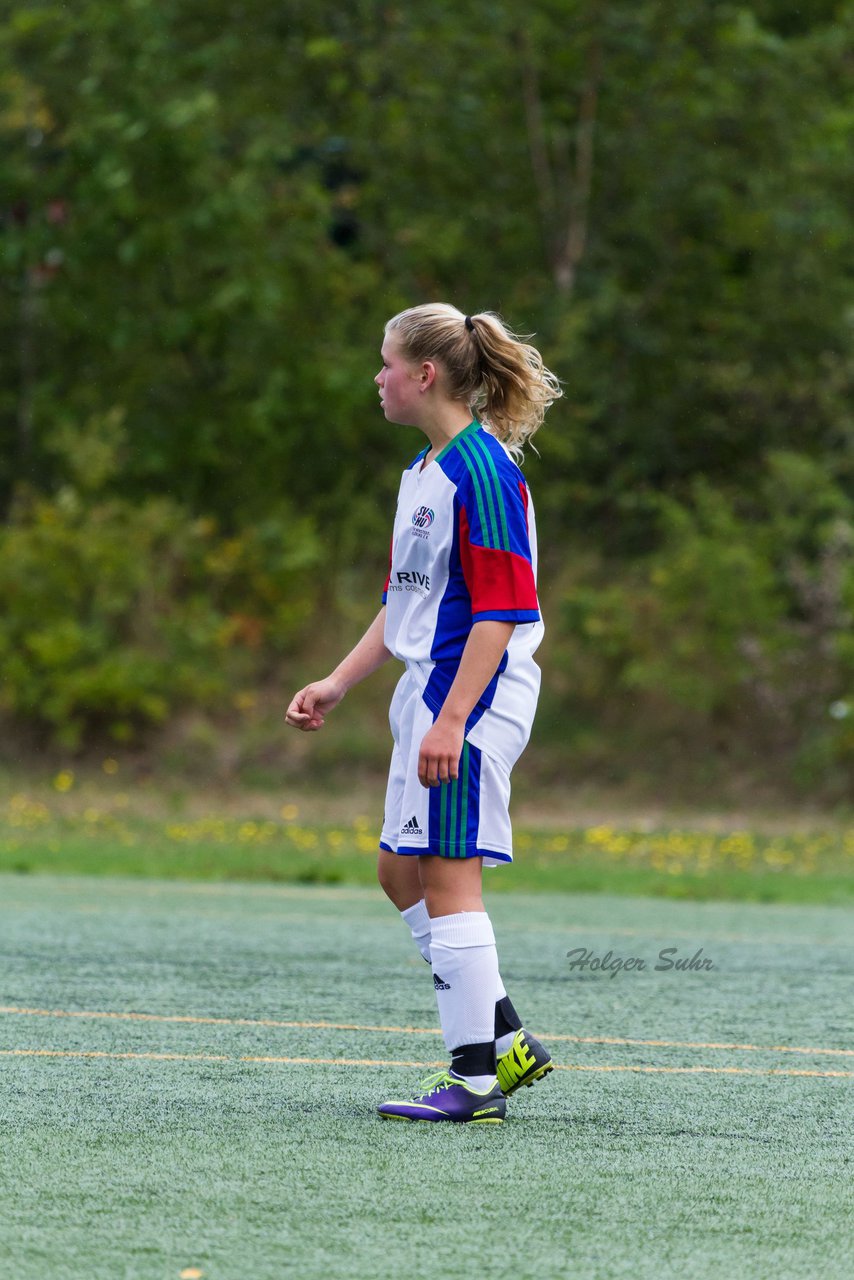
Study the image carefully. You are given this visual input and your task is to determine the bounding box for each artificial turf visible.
[1,874,852,1279]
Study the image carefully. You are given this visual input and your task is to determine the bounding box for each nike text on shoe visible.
[377,1070,506,1124]
[496,1030,554,1096]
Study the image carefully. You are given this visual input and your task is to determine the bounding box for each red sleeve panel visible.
[459,504,540,622]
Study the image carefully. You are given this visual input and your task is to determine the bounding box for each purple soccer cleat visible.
[377,1070,506,1124]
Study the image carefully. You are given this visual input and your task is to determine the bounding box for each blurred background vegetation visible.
[2,0,853,809]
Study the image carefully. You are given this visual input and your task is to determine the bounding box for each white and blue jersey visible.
[382,420,544,775]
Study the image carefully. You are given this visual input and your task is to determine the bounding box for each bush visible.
[550,452,854,792]
[0,487,320,748]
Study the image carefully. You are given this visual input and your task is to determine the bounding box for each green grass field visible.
[1,873,852,1279]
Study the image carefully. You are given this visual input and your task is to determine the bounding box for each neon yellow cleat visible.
[496,1030,554,1096]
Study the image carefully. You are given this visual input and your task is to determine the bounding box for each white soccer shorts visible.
[379,672,514,866]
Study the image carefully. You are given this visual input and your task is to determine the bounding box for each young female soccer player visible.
[286,303,561,1124]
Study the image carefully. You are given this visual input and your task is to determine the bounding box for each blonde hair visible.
[385,303,562,459]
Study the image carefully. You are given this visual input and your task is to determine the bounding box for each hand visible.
[418,718,465,788]
[285,677,346,731]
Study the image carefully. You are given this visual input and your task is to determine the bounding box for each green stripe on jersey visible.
[469,432,510,551]
[458,434,500,549]
[457,438,493,548]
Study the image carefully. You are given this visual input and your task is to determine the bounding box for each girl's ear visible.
[420,360,438,391]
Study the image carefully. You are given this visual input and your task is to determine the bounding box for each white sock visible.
[400,899,432,963]
[430,911,499,1086]
[451,1071,497,1091]
[401,905,519,1057]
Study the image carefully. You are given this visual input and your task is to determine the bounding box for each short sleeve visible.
[457,463,540,623]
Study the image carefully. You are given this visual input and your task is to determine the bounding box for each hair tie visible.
[464,315,475,332]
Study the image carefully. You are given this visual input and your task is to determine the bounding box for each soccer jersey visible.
[382,420,544,772]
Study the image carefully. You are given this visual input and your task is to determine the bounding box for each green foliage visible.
[5,0,853,536]
[622,482,790,716]
[2,0,853,791]
[552,454,854,791]
[0,486,319,748]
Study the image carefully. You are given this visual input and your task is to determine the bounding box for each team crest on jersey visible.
[411,505,434,539]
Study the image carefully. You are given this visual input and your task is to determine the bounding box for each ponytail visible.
[385,303,562,459]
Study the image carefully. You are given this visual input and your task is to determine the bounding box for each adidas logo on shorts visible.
[401,815,423,836]
[433,973,451,991]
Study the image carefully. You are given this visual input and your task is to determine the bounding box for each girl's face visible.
[375,335,426,427]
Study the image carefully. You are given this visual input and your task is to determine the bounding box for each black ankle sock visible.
[450,1041,497,1077]
[494,995,523,1039]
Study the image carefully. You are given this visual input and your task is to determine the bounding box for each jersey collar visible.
[433,419,481,466]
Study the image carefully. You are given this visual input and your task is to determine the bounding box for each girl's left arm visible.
[417,619,514,787]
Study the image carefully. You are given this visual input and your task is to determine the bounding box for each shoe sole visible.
[378,1114,504,1124]
[501,1061,554,1097]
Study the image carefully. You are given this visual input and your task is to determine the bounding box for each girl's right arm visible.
[285,606,391,732]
